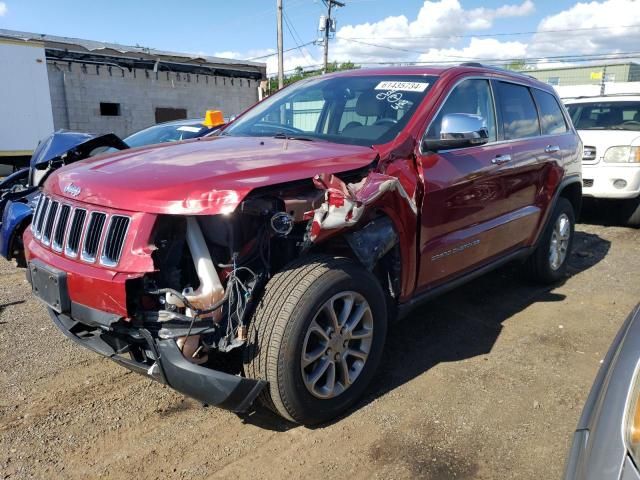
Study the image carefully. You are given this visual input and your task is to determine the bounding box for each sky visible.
[0,0,639,75]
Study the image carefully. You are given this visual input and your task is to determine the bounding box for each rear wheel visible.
[243,254,387,425]
[526,197,575,283]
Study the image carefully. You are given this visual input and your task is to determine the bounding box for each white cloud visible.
[418,38,528,63]
[331,0,535,63]
[0,2,8,16]
[214,47,319,76]
[212,0,640,77]
[528,0,640,57]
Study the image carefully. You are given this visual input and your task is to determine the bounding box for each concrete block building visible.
[0,29,266,138]
[525,62,640,87]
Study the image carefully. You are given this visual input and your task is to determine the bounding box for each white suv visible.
[565,95,640,226]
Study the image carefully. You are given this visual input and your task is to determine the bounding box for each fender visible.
[0,200,33,260]
[531,174,582,251]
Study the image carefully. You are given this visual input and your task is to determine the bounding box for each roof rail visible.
[563,93,640,100]
[458,62,537,80]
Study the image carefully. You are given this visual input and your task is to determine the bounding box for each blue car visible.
[0,131,128,265]
[0,115,225,265]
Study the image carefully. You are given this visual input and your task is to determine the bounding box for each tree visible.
[268,61,360,92]
[505,59,526,71]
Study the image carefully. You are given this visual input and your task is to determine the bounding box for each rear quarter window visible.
[532,89,568,135]
[495,82,540,140]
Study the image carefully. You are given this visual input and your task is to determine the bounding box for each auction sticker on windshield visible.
[374,81,429,92]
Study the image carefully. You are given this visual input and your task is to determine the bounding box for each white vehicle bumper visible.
[582,164,640,199]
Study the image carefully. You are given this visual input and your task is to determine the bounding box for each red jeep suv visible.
[24,65,582,424]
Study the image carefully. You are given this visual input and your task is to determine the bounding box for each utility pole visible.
[600,64,607,96]
[277,0,284,89]
[322,0,345,74]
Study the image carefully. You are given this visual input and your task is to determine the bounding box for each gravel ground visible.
[1,221,639,480]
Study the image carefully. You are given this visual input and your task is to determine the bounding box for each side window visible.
[427,79,497,143]
[495,82,540,140]
[260,88,327,133]
[532,89,568,135]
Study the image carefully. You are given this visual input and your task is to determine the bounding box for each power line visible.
[341,38,425,54]
[339,36,640,62]
[341,23,640,40]
[246,41,316,60]
[283,10,316,65]
[267,51,640,77]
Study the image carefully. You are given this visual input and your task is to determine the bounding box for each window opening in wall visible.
[100,102,121,116]
[155,107,187,123]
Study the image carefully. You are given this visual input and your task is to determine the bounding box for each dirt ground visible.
[1,218,639,480]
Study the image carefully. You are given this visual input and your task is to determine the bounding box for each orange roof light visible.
[203,110,225,128]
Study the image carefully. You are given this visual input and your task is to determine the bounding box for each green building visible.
[524,62,640,87]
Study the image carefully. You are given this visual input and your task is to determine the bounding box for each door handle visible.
[492,154,511,165]
[545,145,560,153]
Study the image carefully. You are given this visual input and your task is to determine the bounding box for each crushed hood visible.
[45,136,378,215]
[30,131,128,168]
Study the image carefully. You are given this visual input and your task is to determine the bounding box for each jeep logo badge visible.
[63,183,81,197]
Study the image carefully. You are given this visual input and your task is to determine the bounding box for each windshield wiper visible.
[273,132,314,141]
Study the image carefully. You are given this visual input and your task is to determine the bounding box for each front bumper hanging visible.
[48,308,266,413]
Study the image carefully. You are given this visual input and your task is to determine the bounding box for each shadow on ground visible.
[579,198,639,228]
[240,229,610,431]
[0,300,25,317]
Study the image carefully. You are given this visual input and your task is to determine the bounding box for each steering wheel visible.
[622,120,640,126]
[372,118,398,126]
[253,122,306,135]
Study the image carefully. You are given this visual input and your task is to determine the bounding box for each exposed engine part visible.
[161,217,225,364]
[346,217,398,271]
[270,211,294,236]
[182,217,225,312]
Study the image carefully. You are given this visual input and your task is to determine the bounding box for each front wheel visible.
[526,197,575,283]
[243,255,387,424]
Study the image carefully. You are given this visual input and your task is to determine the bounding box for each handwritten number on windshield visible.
[375,90,411,110]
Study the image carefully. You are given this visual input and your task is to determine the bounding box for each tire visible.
[243,254,387,425]
[526,197,575,284]
[620,197,640,227]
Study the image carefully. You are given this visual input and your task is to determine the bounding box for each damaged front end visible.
[31,156,420,413]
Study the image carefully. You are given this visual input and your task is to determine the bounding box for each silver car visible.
[565,304,640,479]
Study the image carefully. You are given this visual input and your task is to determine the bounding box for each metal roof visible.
[0,28,266,72]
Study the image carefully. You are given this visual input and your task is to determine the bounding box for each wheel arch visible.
[310,211,404,313]
[558,179,583,220]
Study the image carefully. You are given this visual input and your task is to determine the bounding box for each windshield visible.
[125,121,209,148]
[223,75,438,146]
[566,101,640,131]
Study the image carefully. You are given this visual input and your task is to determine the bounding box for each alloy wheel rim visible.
[301,291,373,399]
[549,213,571,271]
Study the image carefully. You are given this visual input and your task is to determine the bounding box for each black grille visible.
[52,205,71,252]
[81,212,107,262]
[65,209,87,256]
[33,194,130,266]
[583,179,594,188]
[31,195,45,234]
[34,197,50,237]
[101,216,130,266]
[582,146,597,162]
[42,201,59,245]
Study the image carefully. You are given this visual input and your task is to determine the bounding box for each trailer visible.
[0,37,54,172]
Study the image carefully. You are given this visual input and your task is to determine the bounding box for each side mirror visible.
[422,113,489,152]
